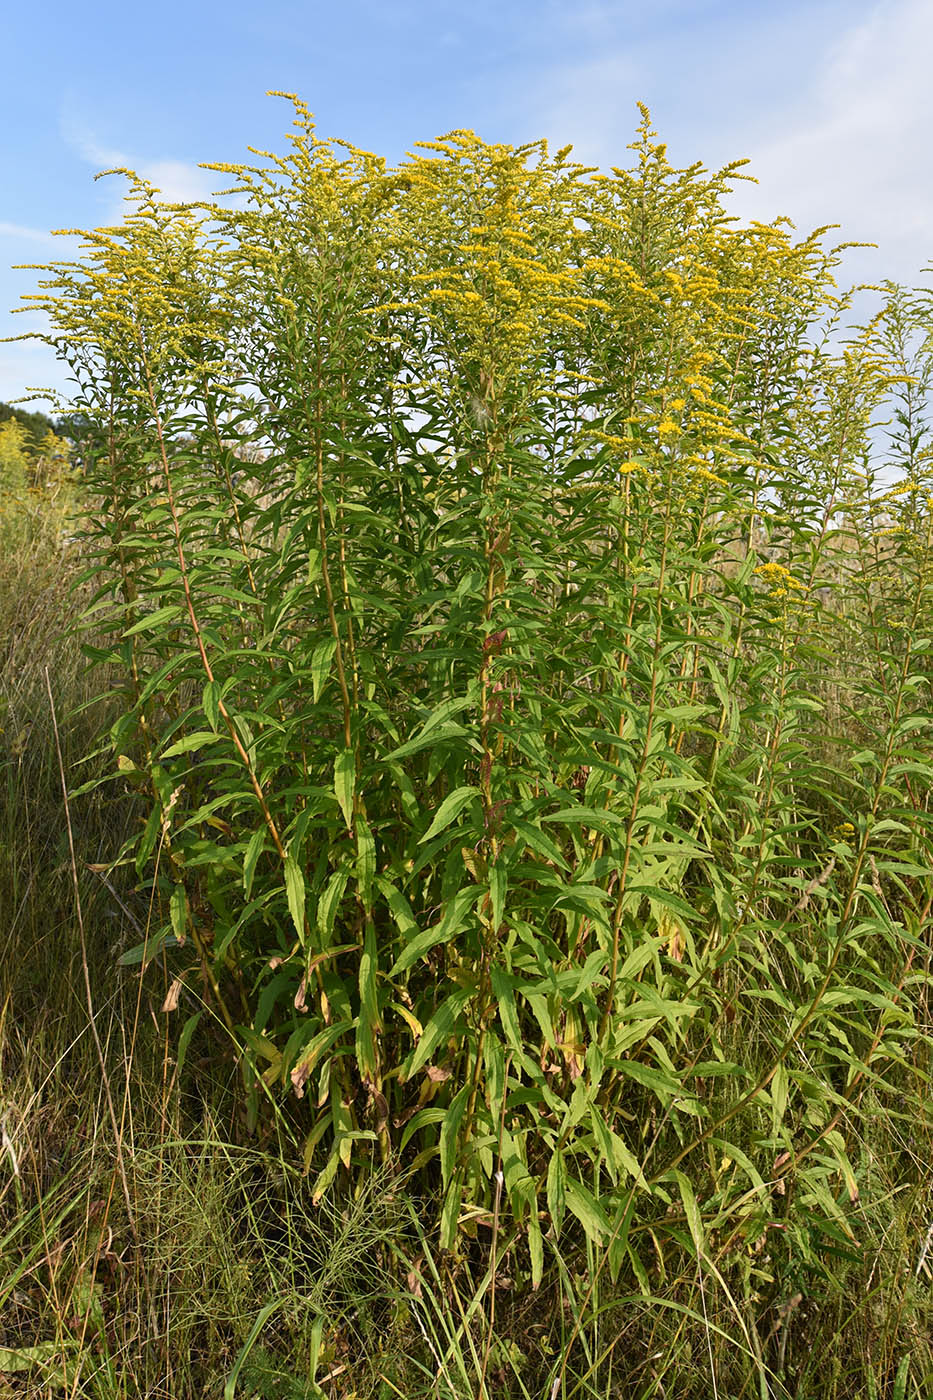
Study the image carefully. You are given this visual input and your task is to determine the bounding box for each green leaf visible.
[334,748,355,830]
[122,604,183,637]
[510,818,569,870]
[564,1176,610,1245]
[117,925,173,968]
[161,730,221,758]
[310,638,338,703]
[672,1169,704,1256]
[627,1242,652,1296]
[405,988,473,1080]
[399,1106,447,1153]
[384,719,470,761]
[525,992,556,1049]
[289,1021,354,1095]
[355,814,376,908]
[627,884,696,921]
[772,1060,789,1135]
[356,919,381,1079]
[224,1288,295,1400]
[491,968,522,1052]
[543,806,626,828]
[439,1178,461,1249]
[489,861,507,930]
[617,935,664,982]
[615,1058,680,1100]
[374,877,420,942]
[317,868,349,939]
[203,679,221,732]
[418,785,479,844]
[390,887,476,975]
[0,1341,69,1374]
[243,828,266,899]
[547,1148,566,1233]
[176,1011,202,1079]
[527,1203,544,1289]
[169,884,188,941]
[284,855,306,940]
[440,1084,469,1188]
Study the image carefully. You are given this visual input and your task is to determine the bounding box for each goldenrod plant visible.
[4,96,932,1397]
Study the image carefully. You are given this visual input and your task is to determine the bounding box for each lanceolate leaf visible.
[564,1176,610,1246]
[405,989,473,1080]
[310,638,338,703]
[418,785,479,845]
[283,854,306,941]
[672,1170,705,1257]
[390,887,477,975]
[334,748,355,831]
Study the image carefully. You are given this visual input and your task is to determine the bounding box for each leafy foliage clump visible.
[19,97,933,1390]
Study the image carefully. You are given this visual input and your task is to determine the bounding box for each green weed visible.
[2,100,932,1397]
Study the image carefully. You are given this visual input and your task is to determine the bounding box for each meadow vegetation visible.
[1,98,932,1397]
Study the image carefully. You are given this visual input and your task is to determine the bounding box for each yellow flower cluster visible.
[755,561,805,599]
[390,133,614,390]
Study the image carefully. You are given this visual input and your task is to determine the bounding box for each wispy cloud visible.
[726,0,933,284]
[523,0,932,286]
[62,120,127,172]
[522,51,640,168]
[61,110,218,212]
[0,222,63,247]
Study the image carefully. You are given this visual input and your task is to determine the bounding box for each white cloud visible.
[726,0,933,286]
[523,0,933,290]
[0,222,65,247]
[61,111,218,216]
[141,159,220,205]
[525,51,640,169]
[62,120,127,172]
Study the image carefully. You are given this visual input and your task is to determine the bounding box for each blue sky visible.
[3,0,931,410]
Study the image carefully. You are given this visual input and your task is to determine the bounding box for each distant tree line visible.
[0,400,61,446]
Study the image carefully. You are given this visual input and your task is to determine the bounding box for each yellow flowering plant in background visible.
[0,416,74,552]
